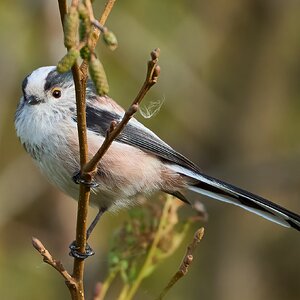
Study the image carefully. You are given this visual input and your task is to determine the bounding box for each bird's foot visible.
[72,171,99,188]
[69,241,95,259]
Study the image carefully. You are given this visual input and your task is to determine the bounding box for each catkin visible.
[78,4,90,41]
[57,48,80,73]
[89,55,109,95]
[64,7,79,49]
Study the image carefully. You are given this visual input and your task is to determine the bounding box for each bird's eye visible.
[52,88,61,99]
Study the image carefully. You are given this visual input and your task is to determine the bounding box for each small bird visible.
[15,66,300,244]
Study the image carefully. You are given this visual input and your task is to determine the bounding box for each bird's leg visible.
[86,207,107,240]
[69,208,107,259]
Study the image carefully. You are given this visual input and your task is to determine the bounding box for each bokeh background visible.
[1,0,300,299]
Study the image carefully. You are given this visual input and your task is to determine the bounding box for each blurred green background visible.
[1,0,300,299]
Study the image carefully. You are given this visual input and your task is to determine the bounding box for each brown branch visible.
[83,48,160,174]
[71,2,115,299]
[57,1,90,299]
[57,1,87,166]
[58,0,68,25]
[32,237,78,297]
[98,0,117,25]
[157,227,205,300]
[56,1,117,299]
[71,2,116,293]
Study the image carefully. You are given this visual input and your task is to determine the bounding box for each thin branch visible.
[83,48,160,174]
[58,0,68,25]
[98,0,117,25]
[93,266,120,300]
[156,228,205,300]
[32,237,78,296]
[84,0,95,20]
[57,2,88,299]
[72,1,117,290]
[56,1,117,299]
[57,2,89,298]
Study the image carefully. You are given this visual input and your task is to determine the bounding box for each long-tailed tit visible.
[15,66,300,235]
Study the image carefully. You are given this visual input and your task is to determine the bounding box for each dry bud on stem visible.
[156,227,205,300]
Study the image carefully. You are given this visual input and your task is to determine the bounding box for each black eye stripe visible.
[44,69,73,92]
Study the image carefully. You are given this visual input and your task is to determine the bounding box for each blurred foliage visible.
[95,196,203,300]
[1,0,300,299]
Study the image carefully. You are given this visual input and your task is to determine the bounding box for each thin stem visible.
[99,0,117,25]
[72,1,117,287]
[70,12,89,300]
[94,267,120,300]
[157,228,205,300]
[117,284,130,300]
[32,237,78,298]
[73,65,89,167]
[57,1,88,298]
[71,1,117,298]
[124,196,174,300]
[58,0,68,25]
[57,1,117,299]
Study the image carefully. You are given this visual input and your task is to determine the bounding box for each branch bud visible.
[102,30,118,51]
[151,48,160,60]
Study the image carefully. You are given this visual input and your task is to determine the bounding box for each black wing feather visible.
[84,105,201,173]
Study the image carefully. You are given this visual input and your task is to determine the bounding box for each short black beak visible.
[26,95,41,105]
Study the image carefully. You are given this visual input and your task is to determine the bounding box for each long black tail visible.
[170,164,300,231]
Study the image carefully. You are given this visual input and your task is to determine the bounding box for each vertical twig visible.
[71,63,89,300]
[57,2,86,298]
[58,1,117,299]
[58,1,90,297]
[72,2,117,296]
[58,0,68,24]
